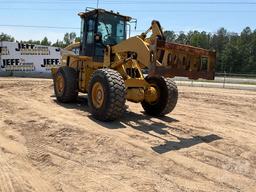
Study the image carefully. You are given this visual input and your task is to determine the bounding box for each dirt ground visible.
[0,77,255,192]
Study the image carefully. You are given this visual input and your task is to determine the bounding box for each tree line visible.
[1,27,256,74]
[0,32,80,48]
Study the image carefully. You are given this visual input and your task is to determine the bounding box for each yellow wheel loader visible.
[51,8,216,121]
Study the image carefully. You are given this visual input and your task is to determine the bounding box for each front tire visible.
[141,77,178,116]
[53,66,78,103]
[88,69,126,121]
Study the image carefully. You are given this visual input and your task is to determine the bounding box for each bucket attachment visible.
[148,39,216,80]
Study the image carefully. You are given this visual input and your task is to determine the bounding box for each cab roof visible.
[78,8,132,22]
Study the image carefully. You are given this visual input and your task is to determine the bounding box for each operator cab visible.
[79,8,132,62]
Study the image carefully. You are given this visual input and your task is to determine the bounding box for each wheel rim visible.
[56,74,65,95]
[148,83,160,105]
[92,82,104,109]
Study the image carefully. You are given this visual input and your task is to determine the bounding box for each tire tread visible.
[54,66,78,103]
[88,69,126,121]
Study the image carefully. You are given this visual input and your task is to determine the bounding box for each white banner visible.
[0,41,61,73]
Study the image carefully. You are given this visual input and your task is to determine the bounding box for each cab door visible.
[80,16,96,57]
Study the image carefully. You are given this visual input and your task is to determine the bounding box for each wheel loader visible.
[51,8,216,121]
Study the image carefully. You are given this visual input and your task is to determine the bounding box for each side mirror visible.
[95,33,102,43]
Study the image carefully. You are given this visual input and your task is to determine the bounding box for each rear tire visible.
[53,66,78,103]
[88,69,126,121]
[141,77,178,116]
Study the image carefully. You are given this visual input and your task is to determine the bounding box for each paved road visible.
[175,81,256,91]
[174,76,256,85]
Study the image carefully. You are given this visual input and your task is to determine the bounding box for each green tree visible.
[251,30,256,73]
[75,36,81,42]
[41,37,51,46]
[239,27,254,73]
[186,31,210,49]
[210,28,229,72]
[0,33,15,42]
[52,40,65,48]
[176,32,187,44]
[222,34,241,73]
[164,31,176,42]
[20,40,41,45]
[63,32,77,46]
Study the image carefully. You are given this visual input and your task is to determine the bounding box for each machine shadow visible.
[151,134,222,154]
[53,95,89,111]
[54,95,222,153]
[54,95,179,130]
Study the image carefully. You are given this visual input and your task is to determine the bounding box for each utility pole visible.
[97,0,99,8]
[0,41,2,72]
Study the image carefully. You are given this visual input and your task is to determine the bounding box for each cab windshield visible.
[97,13,126,45]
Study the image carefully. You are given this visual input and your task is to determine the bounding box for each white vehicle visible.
[0,41,61,76]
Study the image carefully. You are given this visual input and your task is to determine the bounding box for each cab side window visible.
[87,19,95,44]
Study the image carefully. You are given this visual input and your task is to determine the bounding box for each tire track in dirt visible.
[0,96,141,191]
[0,150,55,192]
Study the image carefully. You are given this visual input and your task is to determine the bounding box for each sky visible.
[0,0,255,42]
